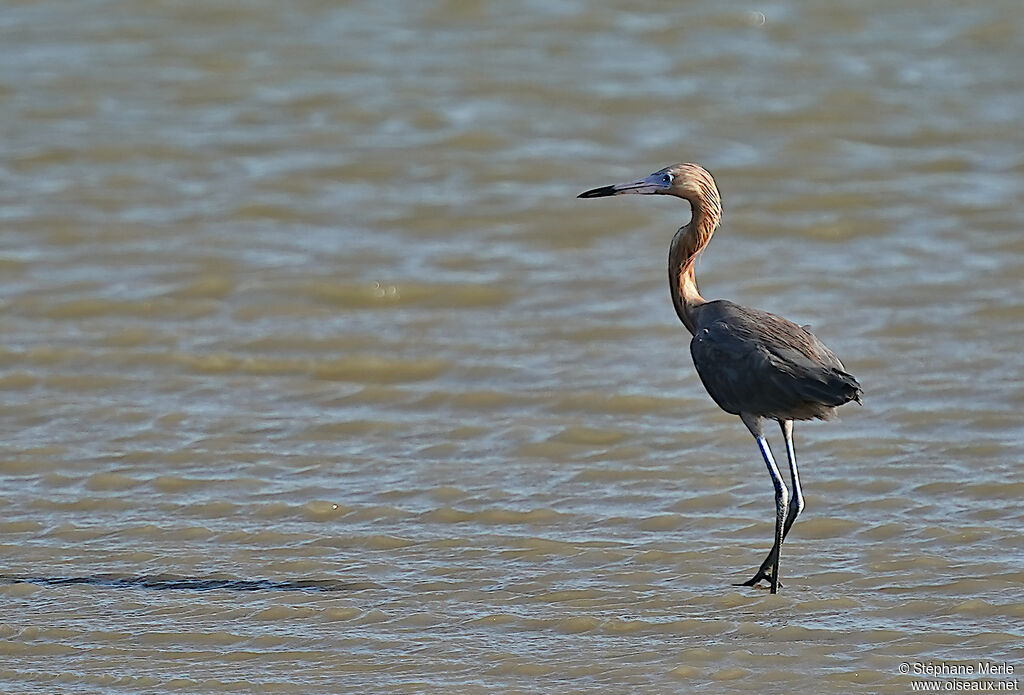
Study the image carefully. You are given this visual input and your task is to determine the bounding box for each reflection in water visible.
[0,574,372,593]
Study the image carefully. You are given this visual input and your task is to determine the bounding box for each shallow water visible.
[1,0,1023,693]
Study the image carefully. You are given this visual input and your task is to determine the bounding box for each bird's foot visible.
[735,571,782,589]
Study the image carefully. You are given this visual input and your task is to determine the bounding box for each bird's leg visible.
[781,419,805,537]
[739,420,804,588]
[735,415,789,594]
[760,436,789,594]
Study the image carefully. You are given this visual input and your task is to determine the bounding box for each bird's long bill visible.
[577,173,666,198]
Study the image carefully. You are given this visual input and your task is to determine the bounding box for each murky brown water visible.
[1,1,1022,692]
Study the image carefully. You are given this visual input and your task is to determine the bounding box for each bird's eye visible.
[662,173,673,184]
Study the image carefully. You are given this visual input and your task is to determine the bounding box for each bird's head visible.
[578,163,720,215]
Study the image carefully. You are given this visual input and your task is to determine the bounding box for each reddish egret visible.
[579,163,862,594]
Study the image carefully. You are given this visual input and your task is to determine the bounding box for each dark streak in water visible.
[0,574,378,593]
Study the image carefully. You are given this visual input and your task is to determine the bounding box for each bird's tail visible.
[799,368,863,408]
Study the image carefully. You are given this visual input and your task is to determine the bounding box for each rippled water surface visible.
[2,1,1023,693]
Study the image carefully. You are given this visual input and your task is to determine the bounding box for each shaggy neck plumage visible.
[669,195,721,335]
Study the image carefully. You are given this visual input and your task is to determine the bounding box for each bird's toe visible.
[736,571,783,589]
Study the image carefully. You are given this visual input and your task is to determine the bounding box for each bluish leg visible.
[736,415,789,594]
[740,420,803,589]
[758,436,789,594]
[780,420,805,537]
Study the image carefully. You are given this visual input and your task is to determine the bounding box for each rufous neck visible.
[668,206,718,334]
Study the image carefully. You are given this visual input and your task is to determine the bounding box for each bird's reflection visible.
[0,574,377,592]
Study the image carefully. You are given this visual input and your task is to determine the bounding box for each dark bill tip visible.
[577,185,617,199]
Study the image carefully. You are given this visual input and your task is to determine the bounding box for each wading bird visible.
[578,163,862,594]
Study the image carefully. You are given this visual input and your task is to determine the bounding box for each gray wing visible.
[689,315,861,420]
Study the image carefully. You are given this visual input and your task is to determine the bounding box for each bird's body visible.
[579,162,861,594]
[689,299,861,422]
